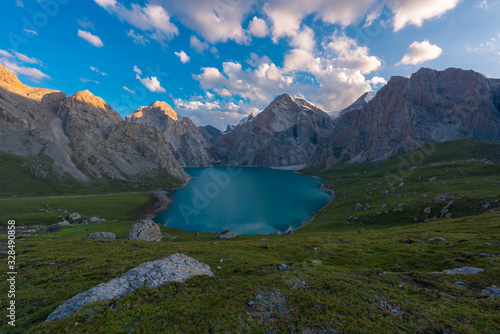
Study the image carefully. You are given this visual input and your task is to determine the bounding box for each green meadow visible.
[1,140,499,333]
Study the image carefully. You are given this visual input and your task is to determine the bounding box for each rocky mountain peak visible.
[69,90,109,110]
[0,64,23,88]
[129,101,179,121]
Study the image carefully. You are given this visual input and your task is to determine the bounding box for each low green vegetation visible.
[1,140,499,333]
[0,151,184,198]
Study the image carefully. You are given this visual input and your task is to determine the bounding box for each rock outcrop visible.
[211,94,334,166]
[198,124,222,145]
[128,219,163,242]
[216,230,235,239]
[86,232,115,239]
[0,64,188,183]
[45,253,213,322]
[312,68,500,166]
[126,102,211,166]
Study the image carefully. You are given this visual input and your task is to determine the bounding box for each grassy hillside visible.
[1,140,499,333]
[0,151,185,198]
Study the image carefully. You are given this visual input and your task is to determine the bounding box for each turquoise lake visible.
[154,166,332,235]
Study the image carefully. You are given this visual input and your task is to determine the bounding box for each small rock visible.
[380,189,389,195]
[87,232,116,239]
[442,267,484,275]
[68,213,81,220]
[455,282,466,286]
[393,208,404,213]
[54,220,71,227]
[421,194,429,198]
[482,286,500,296]
[217,266,221,270]
[216,230,235,239]
[128,220,162,242]
[428,237,446,242]
[434,194,448,203]
[355,202,362,211]
[248,301,254,306]
[428,177,437,182]
[424,207,431,214]
[363,203,371,210]
[269,230,281,235]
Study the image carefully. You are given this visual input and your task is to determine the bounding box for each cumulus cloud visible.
[248,16,268,37]
[134,66,166,93]
[387,0,461,31]
[94,0,178,43]
[77,30,104,47]
[367,76,387,86]
[397,40,443,65]
[323,33,382,74]
[173,97,255,130]
[190,35,209,53]
[174,50,190,63]
[160,0,254,44]
[0,50,50,81]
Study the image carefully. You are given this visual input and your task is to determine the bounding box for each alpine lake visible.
[154,166,332,235]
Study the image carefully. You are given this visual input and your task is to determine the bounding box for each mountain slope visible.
[211,94,334,166]
[312,67,500,166]
[126,102,211,166]
[0,64,188,189]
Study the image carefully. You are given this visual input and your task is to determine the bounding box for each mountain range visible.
[1,63,499,188]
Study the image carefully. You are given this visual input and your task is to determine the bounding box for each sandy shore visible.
[139,190,173,220]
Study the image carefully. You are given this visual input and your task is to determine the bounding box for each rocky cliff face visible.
[198,125,222,145]
[211,94,334,166]
[126,102,211,167]
[0,64,187,182]
[312,67,500,166]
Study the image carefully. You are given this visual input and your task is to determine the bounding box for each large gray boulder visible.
[87,232,115,240]
[45,253,213,322]
[128,220,162,242]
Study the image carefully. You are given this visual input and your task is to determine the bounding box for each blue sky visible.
[1,0,499,129]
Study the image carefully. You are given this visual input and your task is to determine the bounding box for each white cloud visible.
[466,37,496,52]
[190,35,209,53]
[0,59,50,81]
[16,0,23,8]
[397,40,443,65]
[475,0,498,9]
[134,66,165,93]
[0,49,13,58]
[162,0,254,44]
[174,50,190,63]
[263,0,377,41]
[77,30,104,47]
[13,51,42,65]
[173,97,252,130]
[127,29,149,45]
[94,1,178,43]
[323,33,382,74]
[192,25,382,116]
[24,29,38,36]
[0,50,50,81]
[80,78,100,84]
[387,0,461,31]
[248,17,268,38]
[78,18,95,30]
[367,76,387,87]
[90,66,107,76]
[123,86,135,94]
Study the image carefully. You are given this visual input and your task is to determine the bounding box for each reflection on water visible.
[154,166,331,235]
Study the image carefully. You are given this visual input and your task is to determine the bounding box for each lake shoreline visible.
[140,166,335,233]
